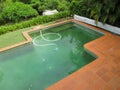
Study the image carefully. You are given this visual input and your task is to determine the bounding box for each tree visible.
[0,0,6,12]
[70,0,120,26]
[1,2,38,23]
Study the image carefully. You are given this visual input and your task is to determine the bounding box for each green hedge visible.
[0,11,70,35]
[0,2,38,24]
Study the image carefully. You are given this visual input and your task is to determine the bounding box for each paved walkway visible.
[47,20,120,90]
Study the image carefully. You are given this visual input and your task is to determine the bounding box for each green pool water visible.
[0,22,103,90]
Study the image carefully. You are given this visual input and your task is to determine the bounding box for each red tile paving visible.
[0,19,120,90]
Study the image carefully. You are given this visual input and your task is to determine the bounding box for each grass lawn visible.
[0,21,57,49]
[0,27,33,48]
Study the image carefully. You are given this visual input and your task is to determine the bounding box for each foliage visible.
[0,2,38,24]
[57,0,70,11]
[30,1,48,15]
[30,0,70,15]
[0,14,3,23]
[0,0,70,25]
[42,0,70,12]
[88,0,120,25]
[44,0,59,10]
[0,11,70,35]
[17,0,31,4]
[0,0,5,12]
[70,0,120,26]
[70,0,91,17]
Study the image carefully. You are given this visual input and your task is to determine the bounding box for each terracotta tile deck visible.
[47,20,120,90]
[0,19,120,90]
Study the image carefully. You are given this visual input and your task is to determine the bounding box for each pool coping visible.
[0,19,120,90]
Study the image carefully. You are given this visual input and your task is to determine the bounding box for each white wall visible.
[74,15,120,35]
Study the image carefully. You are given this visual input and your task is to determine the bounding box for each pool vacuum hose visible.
[33,30,61,46]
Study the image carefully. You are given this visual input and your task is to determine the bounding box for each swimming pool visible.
[0,22,103,90]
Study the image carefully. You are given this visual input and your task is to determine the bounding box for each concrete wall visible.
[74,15,120,35]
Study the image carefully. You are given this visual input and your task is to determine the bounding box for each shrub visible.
[45,0,59,10]
[70,0,120,27]
[30,0,59,15]
[57,4,68,11]
[15,0,31,4]
[0,11,71,35]
[57,1,70,12]
[0,2,38,24]
[0,14,3,23]
[29,0,40,12]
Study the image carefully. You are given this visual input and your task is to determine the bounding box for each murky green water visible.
[0,22,103,90]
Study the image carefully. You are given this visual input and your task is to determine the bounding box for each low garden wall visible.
[74,15,120,35]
